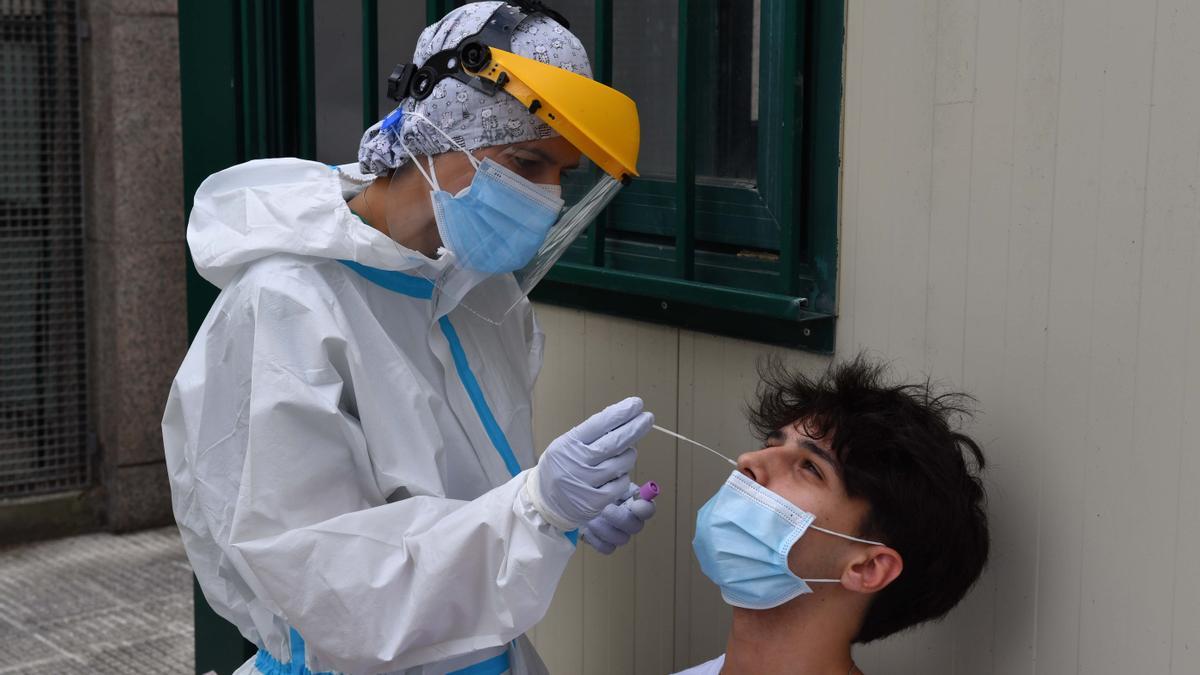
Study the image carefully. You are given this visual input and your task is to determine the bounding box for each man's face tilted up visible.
[735,422,902,600]
[677,355,990,675]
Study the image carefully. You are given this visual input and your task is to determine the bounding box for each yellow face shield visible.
[461,44,640,182]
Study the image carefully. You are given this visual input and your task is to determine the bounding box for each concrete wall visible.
[82,0,185,532]
[529,0,1200,673]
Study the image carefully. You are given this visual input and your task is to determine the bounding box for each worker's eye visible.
[511,155,541,170]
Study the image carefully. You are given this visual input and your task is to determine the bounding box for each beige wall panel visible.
[578,315,638,675]
[841,0,1200,673]
[674,332,752,669]
[836,0,938,360]
[924,98,973,382]
[628,322,680,675]
[842,0,944,672]
[671,331,727,670]
[527,305,678,675]
[1026,1,1104,672]
[934,0,978,106]
[528,305,588,673]
[1075,1,1157,672]
[1149,6,1200,672]
[838,0,865,347]
[952,0,1025,671]
[1127,0,1200,672]
[991,0,1063,671]
[579,313,678,675]
[1174,232,1200,671]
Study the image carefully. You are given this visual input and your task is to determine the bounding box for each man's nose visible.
[735,447,769,484]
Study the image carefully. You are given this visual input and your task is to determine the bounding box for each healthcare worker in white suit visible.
[162,3,653,673]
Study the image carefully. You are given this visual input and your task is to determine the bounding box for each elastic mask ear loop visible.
[426,154,441,192]
[394,130,437,191]
[797,526,886,585]
[809,525,885,547]
[391,110,482,192]
[405,110,481,172]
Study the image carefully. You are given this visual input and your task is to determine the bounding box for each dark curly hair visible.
[747,353,989,643]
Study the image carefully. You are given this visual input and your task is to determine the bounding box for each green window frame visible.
[529,0,845,353]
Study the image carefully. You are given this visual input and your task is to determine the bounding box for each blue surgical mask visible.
[390,110,565,276]
[430,158,564,275]
[692,470,885,610]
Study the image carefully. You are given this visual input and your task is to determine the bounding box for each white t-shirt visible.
[673,654,725,674]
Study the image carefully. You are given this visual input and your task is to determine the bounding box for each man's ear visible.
[841,546,903,594]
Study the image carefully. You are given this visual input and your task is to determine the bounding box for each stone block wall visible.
[81,0,186,532]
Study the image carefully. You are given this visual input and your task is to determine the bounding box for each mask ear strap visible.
[808,525,886,547]
[426,154,442,192]
[405,110,481,172]
[394,130,438,191]
[799,527,884,585]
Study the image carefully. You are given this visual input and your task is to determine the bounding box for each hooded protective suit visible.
[162,157,574,674]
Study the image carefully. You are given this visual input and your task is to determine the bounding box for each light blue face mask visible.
[391,111,565,275]
[430,158,564,275]
[692,470,885,610]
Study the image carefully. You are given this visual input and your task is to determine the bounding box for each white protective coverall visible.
[162,157,575,674]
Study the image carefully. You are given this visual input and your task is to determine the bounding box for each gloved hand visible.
[582,482,657,555]
[525,397,654,531]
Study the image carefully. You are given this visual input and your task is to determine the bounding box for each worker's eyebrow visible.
[766,429,786,445]
[518,146,580,170]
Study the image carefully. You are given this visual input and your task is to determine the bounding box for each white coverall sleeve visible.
[175,266,574,674]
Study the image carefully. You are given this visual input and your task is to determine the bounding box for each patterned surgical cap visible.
[357,1,592,176]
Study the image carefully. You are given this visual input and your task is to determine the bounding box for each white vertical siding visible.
[1154,7,1200,673]
[527,308,680,675]
[529,0,1200,672]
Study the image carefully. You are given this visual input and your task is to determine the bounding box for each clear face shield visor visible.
[386,122,628,325]
[385,41,640,325]
[514,164,624,295]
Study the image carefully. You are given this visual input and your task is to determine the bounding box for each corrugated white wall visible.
[529,1,1200,673]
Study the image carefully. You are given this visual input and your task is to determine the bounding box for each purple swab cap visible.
[638,481,660,502]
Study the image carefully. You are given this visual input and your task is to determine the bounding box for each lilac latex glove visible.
[582,482,658,555]
[525,397,655,531]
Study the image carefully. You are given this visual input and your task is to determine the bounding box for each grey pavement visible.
[0,527,193,674]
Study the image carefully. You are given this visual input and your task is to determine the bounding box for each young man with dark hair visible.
[675,355,989,675]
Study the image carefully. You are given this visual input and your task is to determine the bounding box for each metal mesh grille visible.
[0,0,88,498]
